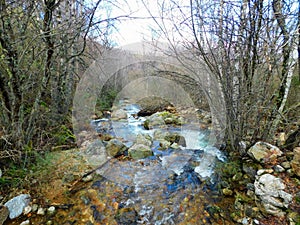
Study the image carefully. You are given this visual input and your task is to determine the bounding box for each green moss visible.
[96,88,118,111]
[0,151,57,191]
[53,125,75,146]
[216,160,242,178]
[143,119,150,130]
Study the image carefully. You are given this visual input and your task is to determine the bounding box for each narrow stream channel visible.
[88,100,227,224]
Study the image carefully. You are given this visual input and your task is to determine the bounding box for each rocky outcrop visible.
[291,147,300,177]
[254,174,292,216]
[4,194,31,219]
[247,142,282,164]
[106,139,127,157]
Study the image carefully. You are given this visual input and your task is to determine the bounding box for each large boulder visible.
[128,144,153,160]
[4,194,31,219]
[247,142,282,164]
[106,139,127,157]
[254,174,292,216]
[291,147,300,177]
[137,97,174,117]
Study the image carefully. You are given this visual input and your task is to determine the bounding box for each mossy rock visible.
[165,133,186,147]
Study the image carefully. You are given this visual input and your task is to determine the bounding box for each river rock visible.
[0,206,9,225]
[137,97,173,117]
[37,207,45,215]
[23,205,32,215]
[153,130,168,140]
[159,140,171,150]
[143,113,165,130]
[247,142,282,164]
[83,140,107,166]
[254,174,292,216]
[291,147,300,177]
[111,109,127,120]
[273,165,285,173]
[170,142,180,149]
[106,139,127,157]
[135,134,152,147]
[4,194,31,219]
[165,133,186,147]
[128,144,153,159]
[20,220,30,225]
[276,132,287,146]
[115,207,138,225]
[47,206,56,216]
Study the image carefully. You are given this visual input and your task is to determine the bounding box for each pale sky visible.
[109,0,160,46]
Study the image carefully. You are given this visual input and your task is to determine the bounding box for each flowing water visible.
[88,101,228,224]
[4,101,235,225]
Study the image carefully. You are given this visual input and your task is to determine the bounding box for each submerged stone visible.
[115,207,138,225]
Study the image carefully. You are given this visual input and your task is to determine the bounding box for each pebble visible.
[37,207,45,215]
[246,183,255,191]
[46,221,53,225]
[222,188,233,196]
[47,206,56,216]
[273,165,285,173]
[23,206,32,215]
[20,220,30,225]
[281,161,291,169]
[82,175,93,182]
[31,204,38,212]
[257,169,273,176]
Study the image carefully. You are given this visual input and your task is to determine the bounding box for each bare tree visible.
[142,0,298,151]
[0,0,122,160]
